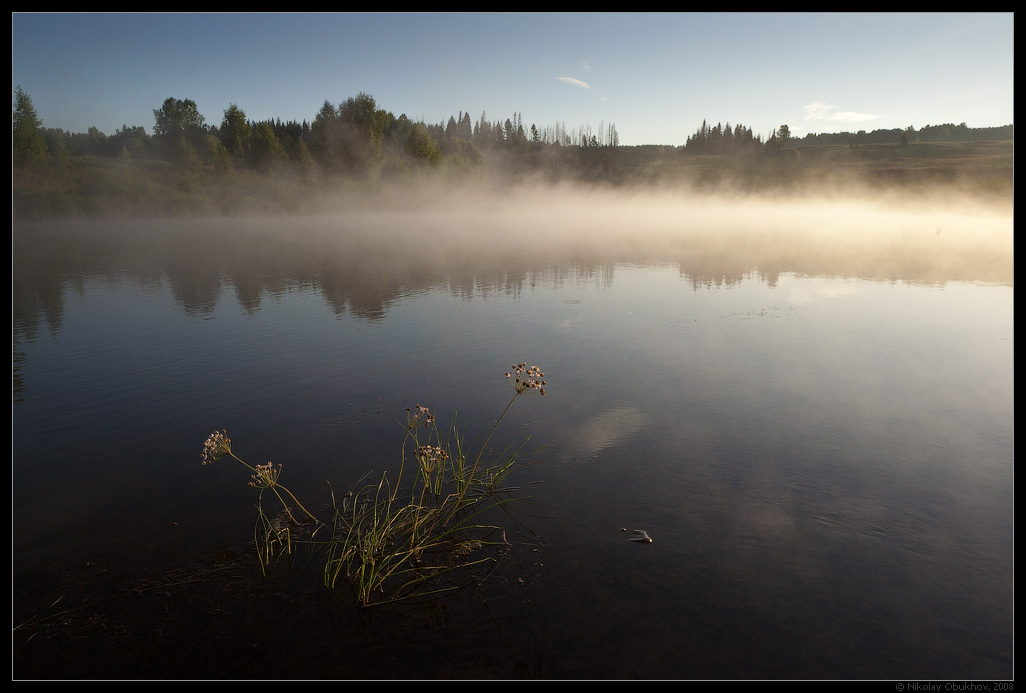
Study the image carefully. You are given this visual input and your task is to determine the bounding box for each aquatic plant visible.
[201,363,548,606]
[201,429,318,525]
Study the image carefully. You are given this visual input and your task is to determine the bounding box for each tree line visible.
[683,119,768,155]
[682,118,1014,155]
[795,122,1013,147]
[13,85,1013,177]
[12,87,623,177]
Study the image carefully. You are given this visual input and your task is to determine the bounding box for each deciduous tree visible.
[153,97,206,138]
[249,121,288,172]
[405,123,442,166]
[337,92,385,171]
[776,124,791,149]
[153,97,207,163]
[220,104,249,164]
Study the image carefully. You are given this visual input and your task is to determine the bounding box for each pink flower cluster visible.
[505,363,547,395]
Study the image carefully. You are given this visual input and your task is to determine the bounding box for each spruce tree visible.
[13,86,47,168]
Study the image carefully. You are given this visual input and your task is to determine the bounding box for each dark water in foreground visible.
[13,199,1013,679]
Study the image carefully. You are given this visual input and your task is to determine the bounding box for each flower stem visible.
[453,391,521,509]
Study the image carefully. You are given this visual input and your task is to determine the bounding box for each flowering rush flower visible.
[505,363,547,395]
[201,430,232,465]
[406,404,436,429]
[249,462,281,489]
[416,445,450,463]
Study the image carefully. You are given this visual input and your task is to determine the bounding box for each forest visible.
[12,86,1014,218]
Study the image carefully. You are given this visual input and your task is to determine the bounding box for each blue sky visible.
[12,13,1014,146]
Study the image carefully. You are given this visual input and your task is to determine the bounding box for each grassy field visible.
[792,140,1013,196]
[628,140,1012,204]
[13,139,1013,219]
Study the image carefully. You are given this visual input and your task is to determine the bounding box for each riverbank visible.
[13,140,1012,220]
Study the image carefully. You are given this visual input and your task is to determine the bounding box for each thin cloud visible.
[580,61,592,72]
[803,102,834,120]
[803,101,879,123]
[556,76,592,90]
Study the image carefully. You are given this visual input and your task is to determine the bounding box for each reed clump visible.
[201,362,547,605]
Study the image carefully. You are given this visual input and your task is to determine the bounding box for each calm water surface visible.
[13,199,1013,679]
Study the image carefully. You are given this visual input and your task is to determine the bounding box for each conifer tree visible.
[12,85,47,168]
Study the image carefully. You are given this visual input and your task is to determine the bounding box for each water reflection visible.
[12,198,1014,679]
[559,406,649,463]
[13,198,1012,338]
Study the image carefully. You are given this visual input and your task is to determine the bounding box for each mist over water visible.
[14,186,1013,310]
[13,187,1013,679]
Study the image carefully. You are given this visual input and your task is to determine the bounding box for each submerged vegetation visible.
[12,86,1013,218]
[202,363,547,606]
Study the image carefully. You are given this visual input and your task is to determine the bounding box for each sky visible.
[12,12,1014,147]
